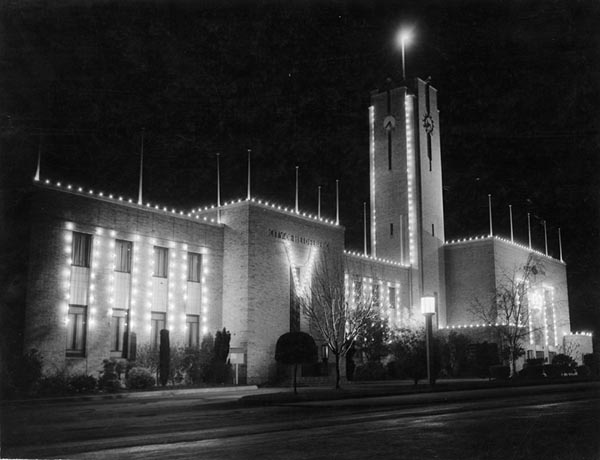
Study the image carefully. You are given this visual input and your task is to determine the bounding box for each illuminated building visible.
[23,79,590,383]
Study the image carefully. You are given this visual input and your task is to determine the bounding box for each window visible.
[372,284,380,309]
[72,232,91,267]
[115,240,132,273]
[390,223,394,237]
[186,315,200,348]
[188,252,202,283]
[66,305,87,356]
[154,247,168,278]
[111,309,127,352]
[150,312,166,347]
[388,287,396,309]
[353,278,363,303]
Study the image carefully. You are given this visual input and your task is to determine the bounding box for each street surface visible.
[2,383,599,459]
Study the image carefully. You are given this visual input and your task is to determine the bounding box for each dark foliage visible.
[98,359,121,392]
[489,365,510,380]
[551,353,577,376]
[68,374,97,393]
[583,353,600,378]
[126,367,156,389]
[275,331,318,393]
[159,329,170,387]
[353,361,387,381]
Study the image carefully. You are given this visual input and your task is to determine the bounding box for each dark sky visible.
[1,0,598,333]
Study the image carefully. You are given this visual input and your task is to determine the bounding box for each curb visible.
[2,385,260,405]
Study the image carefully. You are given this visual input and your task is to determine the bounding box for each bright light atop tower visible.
[397,29,413,47]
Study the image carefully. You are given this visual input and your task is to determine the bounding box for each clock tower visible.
[369,78,446,325]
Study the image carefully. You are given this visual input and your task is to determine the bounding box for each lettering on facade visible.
[268,228,329,248]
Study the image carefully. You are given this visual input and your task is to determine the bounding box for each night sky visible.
[1,0,598,335]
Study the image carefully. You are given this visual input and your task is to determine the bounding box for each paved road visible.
[2,384,599,459]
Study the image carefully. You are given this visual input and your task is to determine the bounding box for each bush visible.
[489,365,510,380]
[126,367,156,389]
[543,364,562,379]
[98,359,121,392]
[36,374,70,397]
[576,365,592,378]
[583,353,600,378]
[68,374,97,393]
[551,354,576,375]
[353,361,387,381]
[519,365,545,379]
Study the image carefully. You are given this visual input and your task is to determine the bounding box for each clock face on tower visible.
[422,113,434,134]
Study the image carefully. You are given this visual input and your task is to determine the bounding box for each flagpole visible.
[34,134,41,181]
[527,212,532,250]
[295,166,299,213]
[246,149,251,200]
[216,153,221,223]
[509,205,514,242]
[488,194,493,237]
[335,180,340,225]
[558,227,563,262]
[137,128,144,205]
[543,220,548,256]
[317,186,321,219]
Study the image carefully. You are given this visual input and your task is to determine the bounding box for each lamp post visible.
[421,296,436,386]
[396,30,412,81]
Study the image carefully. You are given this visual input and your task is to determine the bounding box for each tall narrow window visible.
[111,309,127,352]
[186,315,200,348]
[72,232,91,267]
[432,224,435,237]
[390,223,394,237]
[388,287,396,309]
[66,305,87,356]
[188,252,202,282]
[115,240,132,273]
[150,312,166,348]
[154,247,168,278]
[372,284,380,309]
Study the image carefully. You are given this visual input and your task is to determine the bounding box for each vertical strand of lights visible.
[404,95,417,265]
[369,105,377,257]
[167,242,177,332]
[201,254,209,335]
[146,240,155,333]
[62,228,73,326]
[550,288,558,347]
[90,228,103,329]
[395,282,401,327]
[181,246,188,335]
[130,235,140,330]
[526,280,534,346]
[541,289,549,350]
[108,231,116,318]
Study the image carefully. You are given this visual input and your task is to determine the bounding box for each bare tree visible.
[298,252,375,389]
[469,254,545,376]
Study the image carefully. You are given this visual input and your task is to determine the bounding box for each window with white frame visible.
[150,312,166,347]
[72,232,91,267]
[66,305,87,356]
[111,309,127,352]
[388,287,396,309]
[115,240,132,273]
[186,314,200,348]
[187,252,202,283]
[153,246,168,278]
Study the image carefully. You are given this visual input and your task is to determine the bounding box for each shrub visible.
[183,336,214,385]
[543,364,562,379]
[576,365,591,377]
[353,361,387,381]
[159,329,170,387]
[37,374,70,397]
[98,359,121,392]
[19,349,44,395]
[68,374,97,393]
[583,353,600,378]
[489,365,510,380]
[126,367,156,389]
[519,365,545,379]
[551,354,576,375]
